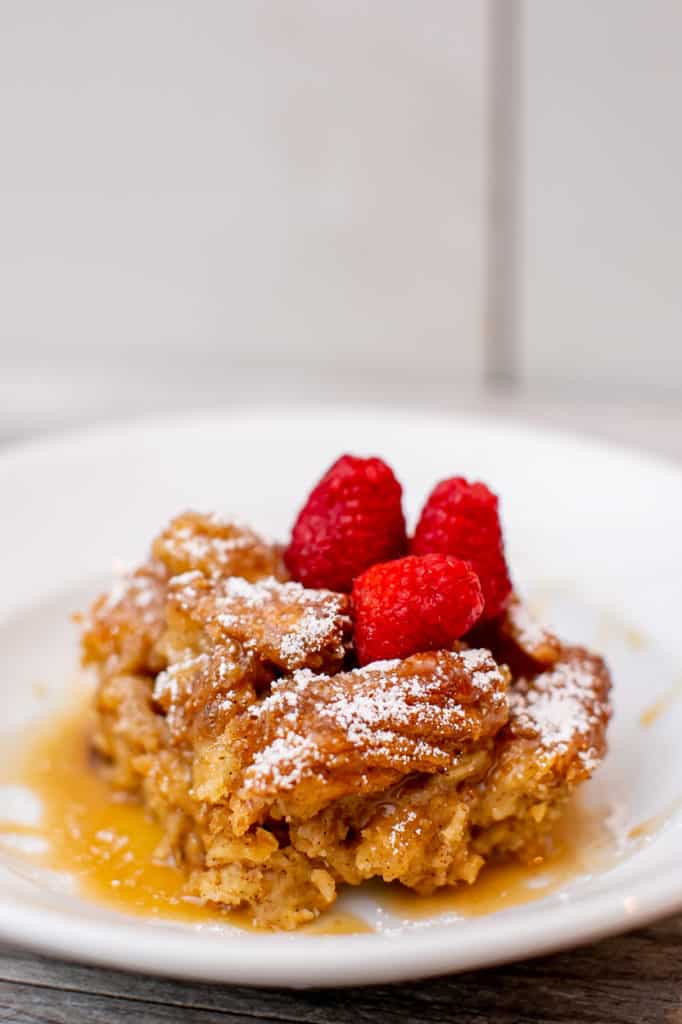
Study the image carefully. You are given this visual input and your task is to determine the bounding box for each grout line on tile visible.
[484,0,522,391]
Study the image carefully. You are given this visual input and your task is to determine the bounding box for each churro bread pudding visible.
[80,456,611,929]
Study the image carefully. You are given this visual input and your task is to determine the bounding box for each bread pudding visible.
[79,459,611,930]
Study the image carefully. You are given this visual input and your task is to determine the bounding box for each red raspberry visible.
[411,477,512,621]
[352,554,484,665]
[285,455,407,592]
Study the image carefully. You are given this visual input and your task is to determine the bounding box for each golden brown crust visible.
[232,649,509,828]
[163,572,352,674]
[82,510,612,929]
[153,512,288,583]
[465,645,611,863]
[91,671,168,789]
[153,642,269,744]
[187,847,336,928]
[80,560,169,677]
[500,594,563,665]
[80,515,290,680]
[507,645,611,778]
[289,750,495,890]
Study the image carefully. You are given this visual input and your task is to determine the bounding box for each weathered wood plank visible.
[0,979,260,1023]
[2,914,682,1024]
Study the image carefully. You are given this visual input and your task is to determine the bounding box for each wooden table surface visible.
[3,398,682,1024]
[3,915,682,1024]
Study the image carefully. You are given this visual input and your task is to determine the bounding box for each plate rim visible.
[2,405,682,987]
[1,868,682,988]
[2,400,682,485]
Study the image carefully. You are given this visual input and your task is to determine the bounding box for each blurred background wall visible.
[0,0,680,442]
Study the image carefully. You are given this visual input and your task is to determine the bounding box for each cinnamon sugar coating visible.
[82,513,612,929]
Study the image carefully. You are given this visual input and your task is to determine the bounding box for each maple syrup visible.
[0,705,370,935]
[639,677,682,729]
[0,703,630,932]
[380,796,620,920]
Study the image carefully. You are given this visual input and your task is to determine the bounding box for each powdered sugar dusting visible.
[503,597,561,662]
[170,570,203,586]
[248,733,322,791]
[388,809,420,850]
[174,524,252,567]
[513,602,548,646]
[509,651,610,771]
[457,648,507,693]
[154,652,208,707]
[243,650,509,793]
[361,659,402,673]
[220,576,271,606]
[154,512,284,582]
[279,605,344,663]
[99,568,163,625]
[207,576,350,670]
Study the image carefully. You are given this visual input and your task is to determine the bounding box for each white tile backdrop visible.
[0,1,680,440]
[521,0,682,398]
[0,0,488,436]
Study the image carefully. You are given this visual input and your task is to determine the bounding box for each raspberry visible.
[285,455,407,592]
[411,477,512,621]
[352,554,484,665]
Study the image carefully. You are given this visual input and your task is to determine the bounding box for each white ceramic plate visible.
[0,406,681,988]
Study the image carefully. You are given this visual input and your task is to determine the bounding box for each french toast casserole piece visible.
[81,512,611,929]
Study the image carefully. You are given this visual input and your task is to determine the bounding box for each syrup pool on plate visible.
[379,796,621,921]
[0,700,640,933]
[0,703,372,935]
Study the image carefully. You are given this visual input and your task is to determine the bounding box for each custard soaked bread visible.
[81,460,611,930]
